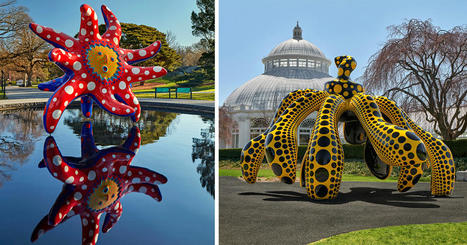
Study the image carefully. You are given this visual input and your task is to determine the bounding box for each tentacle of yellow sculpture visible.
[241,89,317,183]
[350,93,428,192]
[304,94,346,199]
[264,90,328,184]
[375,96,455,196]
[369,96,424,191]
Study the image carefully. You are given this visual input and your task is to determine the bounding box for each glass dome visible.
[224,23,332,111]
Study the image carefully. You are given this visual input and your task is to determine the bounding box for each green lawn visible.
[310,222,467,245]
[136,92,214,101]
[219,168,431,183]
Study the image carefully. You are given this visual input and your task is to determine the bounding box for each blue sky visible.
[219,0,467,104]
[17,0,199,47]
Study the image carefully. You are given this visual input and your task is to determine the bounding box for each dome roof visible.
[265,38,327,60]
[224,74,331,111]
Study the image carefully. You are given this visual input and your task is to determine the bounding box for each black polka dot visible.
[271,163,282,176]
[398,137,406,143]
[406,131,420,141]
[318,137,330,147]
[315,185,328,197]
[315,168,329,182]
[403,143,412,151]
[316,150,331,165]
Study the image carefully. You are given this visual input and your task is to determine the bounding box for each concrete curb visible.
[0,98,214,117]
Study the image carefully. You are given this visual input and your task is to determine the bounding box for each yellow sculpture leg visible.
[240,89,318,183]
[375,96,455,196]
[350,94,428,192]
[371,96,424,192]
[265,90,328,184]
[304,95,346,199]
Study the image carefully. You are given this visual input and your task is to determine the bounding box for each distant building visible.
[222,23,332,148]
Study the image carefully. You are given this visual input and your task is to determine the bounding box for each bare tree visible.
[165,30,178,49]
[7,27,48,86]
[176,45,203,66]
[362,19,467,140]
[0,1,29,39]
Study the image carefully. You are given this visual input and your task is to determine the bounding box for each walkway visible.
[0,86,214,115]
[220,176,467,244]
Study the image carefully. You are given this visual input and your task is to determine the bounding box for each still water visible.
[0,108,214,244]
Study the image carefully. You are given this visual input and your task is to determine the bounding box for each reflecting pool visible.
[0,108,214,244]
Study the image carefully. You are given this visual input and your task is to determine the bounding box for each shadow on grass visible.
[239,187,445,208]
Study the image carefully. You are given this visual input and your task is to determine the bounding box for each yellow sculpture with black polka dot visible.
[240,89,318,183]
[375,96,455,196]
[264,90,328,184]
[324,56,364,99]
[239,55,455,200]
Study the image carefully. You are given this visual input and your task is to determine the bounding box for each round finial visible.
[293,22,302,40]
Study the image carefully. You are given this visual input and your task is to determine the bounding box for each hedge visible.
[220,138,467,161]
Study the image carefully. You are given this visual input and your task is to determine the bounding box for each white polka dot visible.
[94,12,97,20]
[132,177,141,183]
[68,210,75,216]
[59,213,62,219]
[50,126,55,130]
[82,185,87,190]
[109,26,117,31]
[125,94,130,99]
[145,177,150,181]
[65,39,74,48]
[87,21,92,26]
[80,28,86,35]
[65,176,74,184]
[138,50,146,56]
[102,100,105,104]
[65,85,74,94]
[144,70,149,75]
[53,97,57,102]
[128,185,134,192]
[79,177,84,182]
[101,88,107,94]
[119,166,127,174]
[127,77,131,82]
[83,218,88,226]
[36,26,43,33]
[74,192,82,200]
[64,101,68,106]
[113,37,118,45]
[87,82,96,91]
[81,73,87,79]
[75,170,78,174]
[119,81,126,90]
[52,110,61,120]
[53,155,62,166]
[112,107,116,111]
[126,109,130,113]
[131,68,140,74]
[139,186,147,193]
[111,94,115,100]
[102,167,107,172]
[133,98,139,105]
[73,61,82,71]
[153,66,162,72]
[85,8,92,16]
[64,166,69,172]
[88,170,96,181]
[127,171,132,176]
[79,83,84,89]
[56,37,60,41]
[127,53,133,60]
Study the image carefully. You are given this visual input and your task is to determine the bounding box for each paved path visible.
[0,86,214,115]
[220,176,467,245]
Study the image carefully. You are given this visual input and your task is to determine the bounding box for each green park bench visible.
[175,87,192,99]
[154,87,171,98]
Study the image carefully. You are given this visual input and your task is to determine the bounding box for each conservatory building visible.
[223,23,333,148]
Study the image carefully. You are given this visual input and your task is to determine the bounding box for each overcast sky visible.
[219,0,467,104]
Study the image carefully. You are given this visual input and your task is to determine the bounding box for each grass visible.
[218,168,431,182]
[310,222,467,245]
[136,92,214,101]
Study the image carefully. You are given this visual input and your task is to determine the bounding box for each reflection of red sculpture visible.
[29,4,167,133]
[32,122,167,245]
